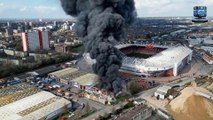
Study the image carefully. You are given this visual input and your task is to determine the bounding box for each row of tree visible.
[0,54,75,78]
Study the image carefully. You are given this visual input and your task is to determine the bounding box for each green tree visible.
[84,102,90,114]
[128,81,143,95]
[74,108,82,120]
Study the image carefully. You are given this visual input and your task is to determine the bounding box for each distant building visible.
[3,49,28,57]
[201,46,213,54]
[5,28,13,37]
[62,23,69,30]
[70,23,76,31]
[53,21,58,27]
[7,21,11,27]
[29,22,33,27]
[0,57,23,65]
[18,26,25,32]
[202,52,213,64]
[54,43,72,53]
[21,31,50,52]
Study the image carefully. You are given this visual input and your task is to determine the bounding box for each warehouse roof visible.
[49,67,78,78]
[72,73,99,86]
[156,85,172,93]
[0,90,70,120]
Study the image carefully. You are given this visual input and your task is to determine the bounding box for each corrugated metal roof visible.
[49,68,78,78]
[72,73,99,86]
[0,91,70,120]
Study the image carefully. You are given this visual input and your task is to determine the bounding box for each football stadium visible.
[85,43,193,77]
[117,43,193,77]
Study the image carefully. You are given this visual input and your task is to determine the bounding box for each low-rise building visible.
[133,98,146,105]
[117,105,152,120]
[0,57,23,65]
[49,67,99,90]
[84,87,115,104]
[54,43,72,53]
[201,46,213,54]
[202,52,213,64]
[154,86,172,100]
[29,52,50,60]
[3,49,28,57]
[0,79,6,88]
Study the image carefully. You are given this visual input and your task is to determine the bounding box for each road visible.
[136,87,171,111]
[78,98,106,110]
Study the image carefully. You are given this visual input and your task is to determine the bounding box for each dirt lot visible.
[167,87,213,120]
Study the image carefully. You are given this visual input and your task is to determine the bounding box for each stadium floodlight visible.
[192,6,208,23]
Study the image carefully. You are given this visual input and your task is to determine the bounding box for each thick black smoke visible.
[60,0,136,94]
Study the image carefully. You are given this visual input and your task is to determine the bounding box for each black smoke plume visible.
[60,0,136,94]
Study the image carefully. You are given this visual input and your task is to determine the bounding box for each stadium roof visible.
[0,90,70,120]
[122,46,192,71]
[116,43,172,49]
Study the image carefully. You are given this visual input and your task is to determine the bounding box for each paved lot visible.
[135,87,169,110]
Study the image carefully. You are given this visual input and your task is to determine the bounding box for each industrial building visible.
[117,105,152,120]
[202,52,213,64]
[21,30,50,52]
[49,67,99,90]
[84,87,115,104]
[154,86,172,100]
[0,84,71,120]
[201,46,213,64]
[54,43,72,53]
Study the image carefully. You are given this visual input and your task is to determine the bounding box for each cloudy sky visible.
[0,0,213,18]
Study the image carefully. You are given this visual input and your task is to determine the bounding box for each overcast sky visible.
[0,0,213,18]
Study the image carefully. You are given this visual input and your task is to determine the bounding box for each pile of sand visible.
[168,87,213,120]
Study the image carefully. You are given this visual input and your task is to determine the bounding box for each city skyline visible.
[0,0,213,19]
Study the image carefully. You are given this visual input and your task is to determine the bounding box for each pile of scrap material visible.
[167,87,213,120]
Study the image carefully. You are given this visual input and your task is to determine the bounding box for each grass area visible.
[123,102,135,109]
[81,109,97,118]
[127,52,152,59]
[71,45,84,53]
[116,95,131,102]
[110,95,131,105]
[53,111,70,120]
